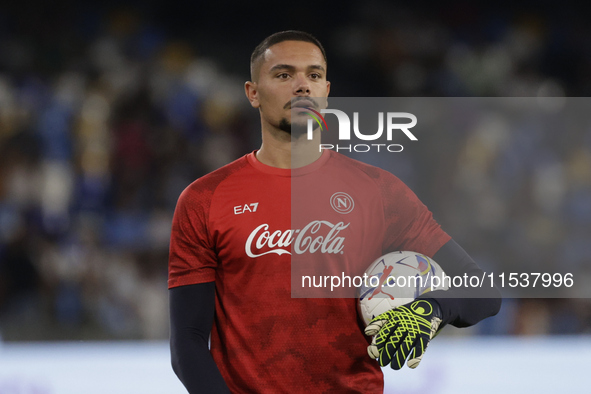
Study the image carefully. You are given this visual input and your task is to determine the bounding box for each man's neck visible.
[256,129,322,169]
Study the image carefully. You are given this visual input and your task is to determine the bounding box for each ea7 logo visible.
[234,202,259,215]
[307,110,417,141]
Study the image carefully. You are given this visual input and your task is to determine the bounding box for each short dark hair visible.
[250,30,327,80]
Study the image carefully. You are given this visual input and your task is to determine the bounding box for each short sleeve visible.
[168,183,219,288]
[377,172,451,257]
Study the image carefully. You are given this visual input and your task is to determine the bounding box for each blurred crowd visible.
[1,2,590,340]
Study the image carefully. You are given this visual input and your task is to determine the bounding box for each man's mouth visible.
[288,99,317,109]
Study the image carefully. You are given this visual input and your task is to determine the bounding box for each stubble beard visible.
[279,118,308,137]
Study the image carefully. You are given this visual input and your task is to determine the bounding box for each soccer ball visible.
[358,251,449,326]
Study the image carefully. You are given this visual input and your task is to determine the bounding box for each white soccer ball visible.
[358,251,449,326]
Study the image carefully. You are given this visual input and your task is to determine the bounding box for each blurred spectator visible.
[0,231,40,318]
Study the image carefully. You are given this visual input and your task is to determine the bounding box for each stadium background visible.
[0,1,590,392]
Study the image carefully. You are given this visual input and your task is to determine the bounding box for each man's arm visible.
[365,239,502,369]
[169,282,230,394]
[420,239,502,327]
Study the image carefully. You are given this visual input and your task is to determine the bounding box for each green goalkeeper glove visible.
[364,299,443,370]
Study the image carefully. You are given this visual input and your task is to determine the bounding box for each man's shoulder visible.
[181,154,251,202]
[327,151,401,184]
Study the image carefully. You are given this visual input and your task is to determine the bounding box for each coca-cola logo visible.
[245,220,349,258]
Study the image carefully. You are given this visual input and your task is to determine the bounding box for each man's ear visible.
[245,81,260,108]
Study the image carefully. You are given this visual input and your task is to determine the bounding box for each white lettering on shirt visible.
[245,221,349,258]
[234,202,259,214]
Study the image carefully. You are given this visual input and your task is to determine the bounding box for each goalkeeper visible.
[168,30,501,393]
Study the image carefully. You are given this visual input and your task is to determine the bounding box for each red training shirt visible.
[169,150,450,393]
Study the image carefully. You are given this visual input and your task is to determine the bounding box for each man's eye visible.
[310,73,322,79]
[277,73,290,79]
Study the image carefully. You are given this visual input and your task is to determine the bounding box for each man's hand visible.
[364,299,442,370]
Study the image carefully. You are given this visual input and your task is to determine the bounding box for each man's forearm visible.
[170,283,230,393]
[419,239,502,327]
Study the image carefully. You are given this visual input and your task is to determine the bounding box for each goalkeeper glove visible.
[364,299,442,370]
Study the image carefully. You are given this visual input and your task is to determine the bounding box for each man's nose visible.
[294,75,310,95]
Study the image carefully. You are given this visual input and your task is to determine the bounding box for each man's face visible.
[246,40,330,135]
